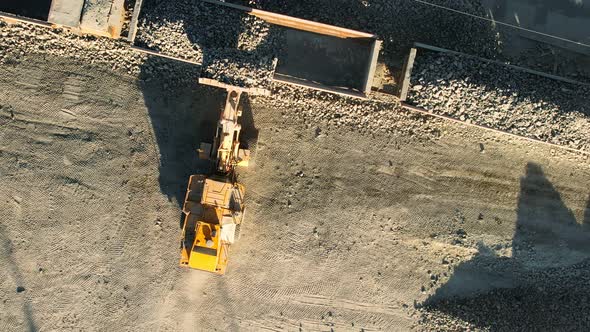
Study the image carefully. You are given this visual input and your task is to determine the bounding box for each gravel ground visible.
[407,52,590,152]
[237,0,590,82]
[259,84,444,141]
[0,22,146,75]
[136,0,284,88]
[135,0,239,61]
[417,258,590,331]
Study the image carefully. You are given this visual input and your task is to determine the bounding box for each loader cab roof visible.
[201,177,245,212]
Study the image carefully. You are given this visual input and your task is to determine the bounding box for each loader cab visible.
[180,210,231,274]
[179,174,244,274]
[188,222,228,274]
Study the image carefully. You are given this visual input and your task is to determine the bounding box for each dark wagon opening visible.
[0,0,53,21]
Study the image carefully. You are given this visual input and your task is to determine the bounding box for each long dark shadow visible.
[138,56,224,209]
[584,193,590,230]
[137,0,264,212]
[514,162,581,253]
[0,225,37,332]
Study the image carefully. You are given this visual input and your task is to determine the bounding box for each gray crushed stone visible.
[136,0,247,51]
[201,49,276,89]
[136,0,284,89]
[0,21,202,87]
[407,52,590,152]
[135,1,280,56]
[237,14,279,52]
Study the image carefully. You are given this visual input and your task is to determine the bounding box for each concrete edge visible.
[398,48,417,101]
[273,73,368,100]
[127,0,144,43]
[363,39,382,95]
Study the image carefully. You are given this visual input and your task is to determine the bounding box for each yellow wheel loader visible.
[179,89,250,274]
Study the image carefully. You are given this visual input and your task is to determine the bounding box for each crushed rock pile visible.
[0,22,145,75]
[201,49,276,89]
[407,52,590,152]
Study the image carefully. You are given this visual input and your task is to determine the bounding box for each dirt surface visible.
[1,50,590,331]
[135,0,280,63]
